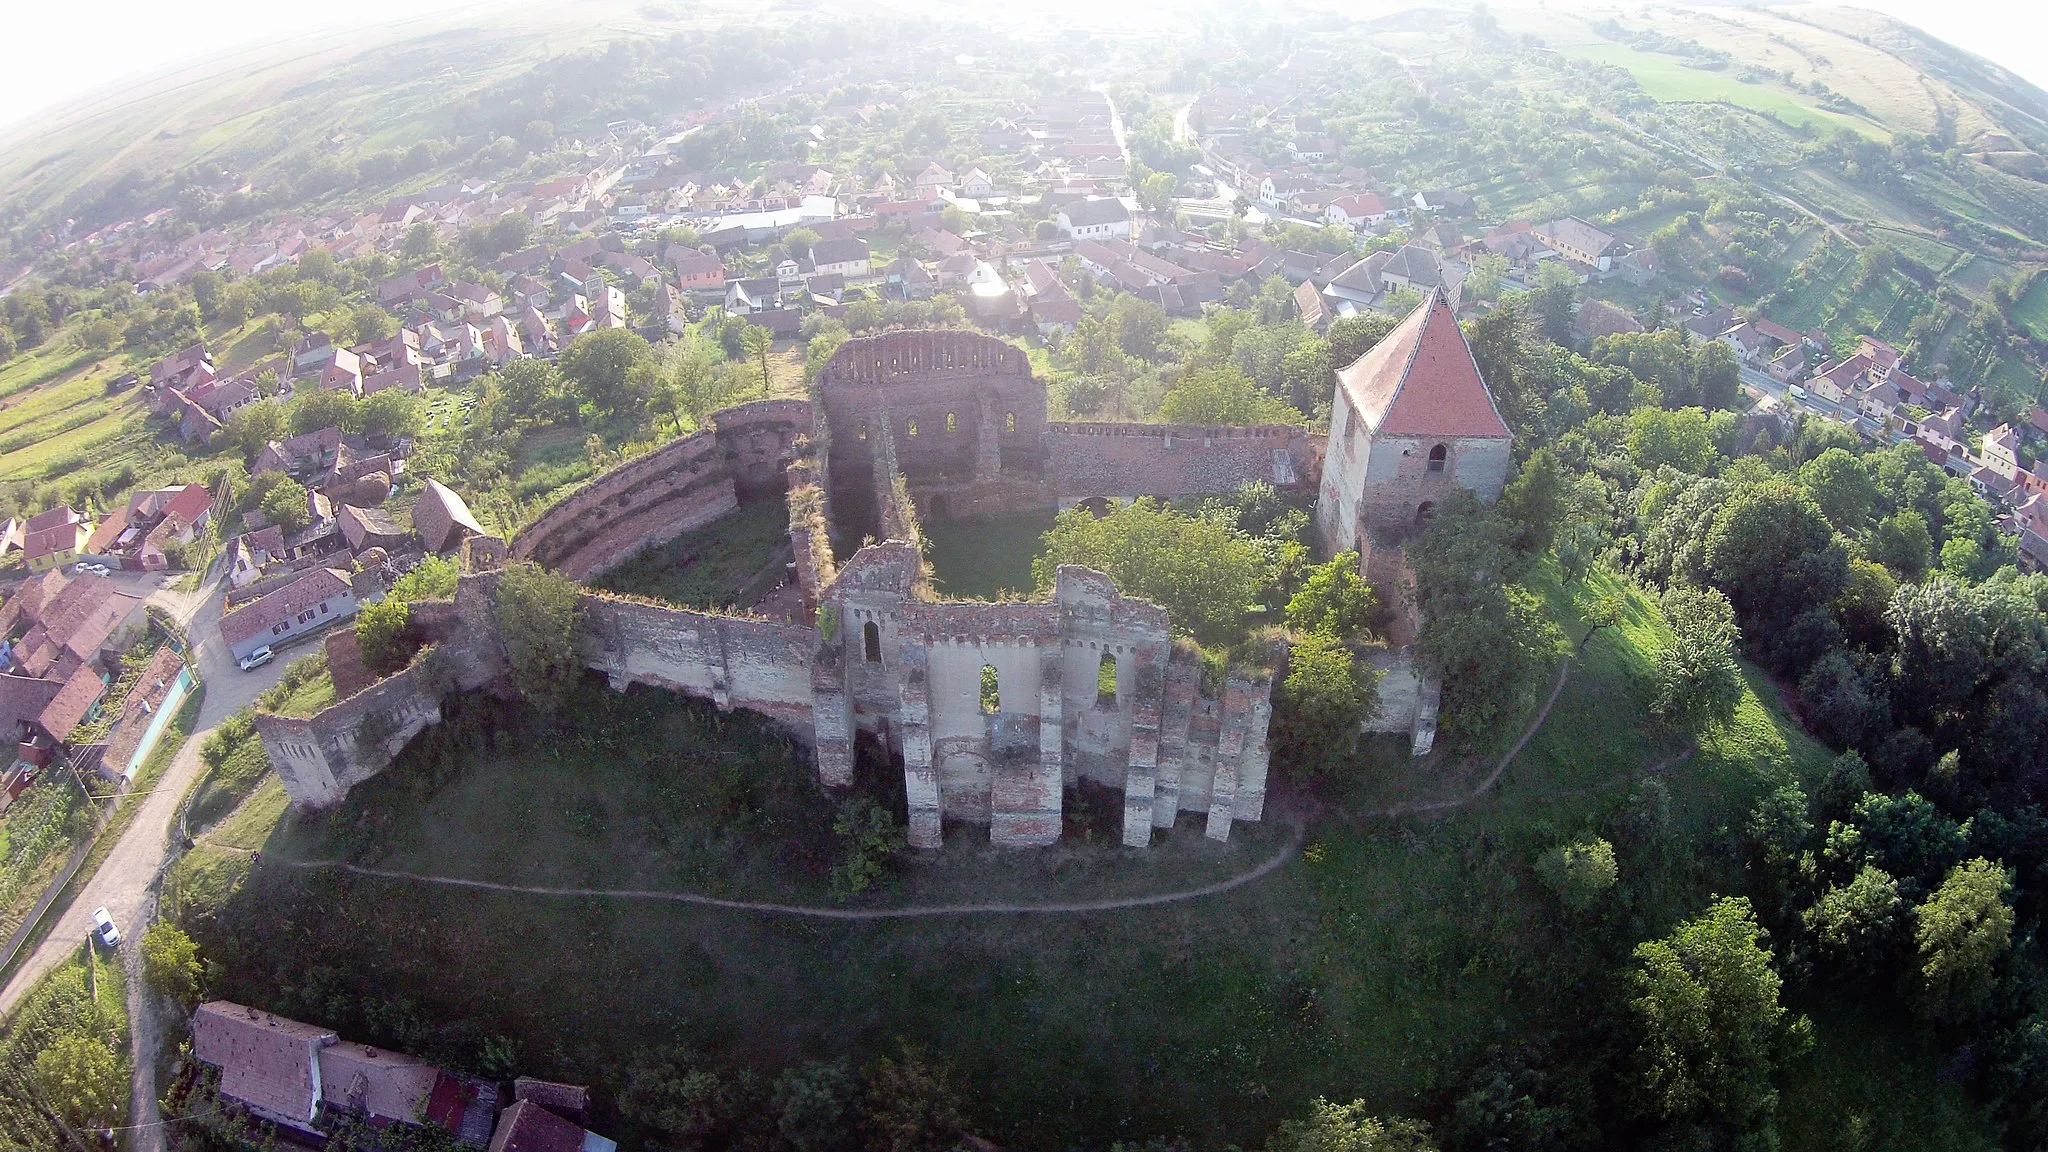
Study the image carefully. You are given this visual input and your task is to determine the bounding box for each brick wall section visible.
[509,399,807,581]
[1046,422,1323,502]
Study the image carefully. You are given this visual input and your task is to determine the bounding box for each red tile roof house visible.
[6,573,144,681]
[218,567,359,662]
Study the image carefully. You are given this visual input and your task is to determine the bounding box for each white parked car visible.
[92,907,119,948]
[238,647,274,672]
[72,562,110,576]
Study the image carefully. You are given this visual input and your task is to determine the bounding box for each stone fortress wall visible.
[508,399,811,582]
[257,324,1460,849]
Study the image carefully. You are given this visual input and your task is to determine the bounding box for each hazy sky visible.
[2,0,2045,134]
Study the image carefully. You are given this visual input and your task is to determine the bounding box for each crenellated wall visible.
[508,399,809,581]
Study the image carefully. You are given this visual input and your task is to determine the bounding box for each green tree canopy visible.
[493,562,584,711]
[1629,896,1792,1139]
[1272,629,1380,780]
[1268,1098,1437,1152]
[1536,837,1619,913]
[1157,366,1304,426]
[1285,553,1378,638]
[1651,585,1744,731]
[1915,857,2014,1023]
[560,327,657,423]
[141,921,204,1006]
[1034,500,1271,648]
[33,1033,124,1133]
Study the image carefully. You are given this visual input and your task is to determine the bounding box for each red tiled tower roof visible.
[1335,289,1510,440]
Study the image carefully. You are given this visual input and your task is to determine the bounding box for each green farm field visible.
[1561,43,1882,137]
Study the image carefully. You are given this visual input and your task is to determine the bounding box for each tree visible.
[1535,837,1618,912]
[402,220,439,260]
[858,1044,968,1152]
[1651,585,1744,731]
[291,388,360,435]
[1499,448,1567,556]
[1407,492,1561,744]
[1327,313,1398,367]
[739,323,775,391]
[493,562,584,711]
[784,227,821,259]
[222,399,289,460]
[1108,294,1169,359]
[1626,407,1717,473]
[832,795,904,895]
[141,921,203,1006]
[1272,630,1380,780]
[355,598,415,677]
[1285,553,1378,637]
[1158,366,1304,426]
[1629,897,1791,1138]
[621,1048,765,1150]
[1138,170,1179,213]
[259,476,311,534]
[559,327,656,422]
[33,1034,123,1133]
[1868,510,1933,581]
[1034,500,1270,647]
[350,303,396,346]
[770,1062,856,1152]
[1693,338,1741,410]
[1704,481,1847,670]
[1915,858,2014,1023]
[360,389,422,441]
[1268,1098,1437,1152]
[1800,448,1878,533]
[1804,865,1905,974]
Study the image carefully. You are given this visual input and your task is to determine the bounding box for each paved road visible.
[0,564,286,1147]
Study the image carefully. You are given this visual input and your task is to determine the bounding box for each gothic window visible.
[907,417,919,437]
[863,620,881,663]
[858,420,868,441]
[1097,651,1118,708]
[1427,443,1448,473]
[1006,412,1017,433]
[946,412,958,432]
[980,665,1000,715]
[1415,501,1436,527]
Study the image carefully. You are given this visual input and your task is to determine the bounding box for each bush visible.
[1535,837,1619,912]
[142,921,204,1006]
[493,562,584,711]
[832,795,904,896]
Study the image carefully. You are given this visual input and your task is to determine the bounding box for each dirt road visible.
[0,567,286,1149]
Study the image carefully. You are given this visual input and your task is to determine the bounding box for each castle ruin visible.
[258,290,1502,849]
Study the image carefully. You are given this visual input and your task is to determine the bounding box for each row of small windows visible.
[872,348,1010,374]
[855,413,1021,440]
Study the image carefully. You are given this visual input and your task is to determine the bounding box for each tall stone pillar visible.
[1205,675,1252,842]
[1153,651,1198,828]
[989,645,1063,847]
[897,645,943,849]
[1121,641,1167,847]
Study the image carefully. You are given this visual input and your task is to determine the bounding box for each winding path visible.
[274,658,1578,920]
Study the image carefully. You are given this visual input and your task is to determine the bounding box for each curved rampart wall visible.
[509,399,810,582]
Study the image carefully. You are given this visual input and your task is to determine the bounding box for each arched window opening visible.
[906,417,919,437]
[1097,651,1118,708]
[980,665,1001,715]
[857,420,869,441]
[1415,501,1436,527]
[946,412,958,432]
[1005,412,1017,433]
[863,621,881,663]
[1427,443,1448,473]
